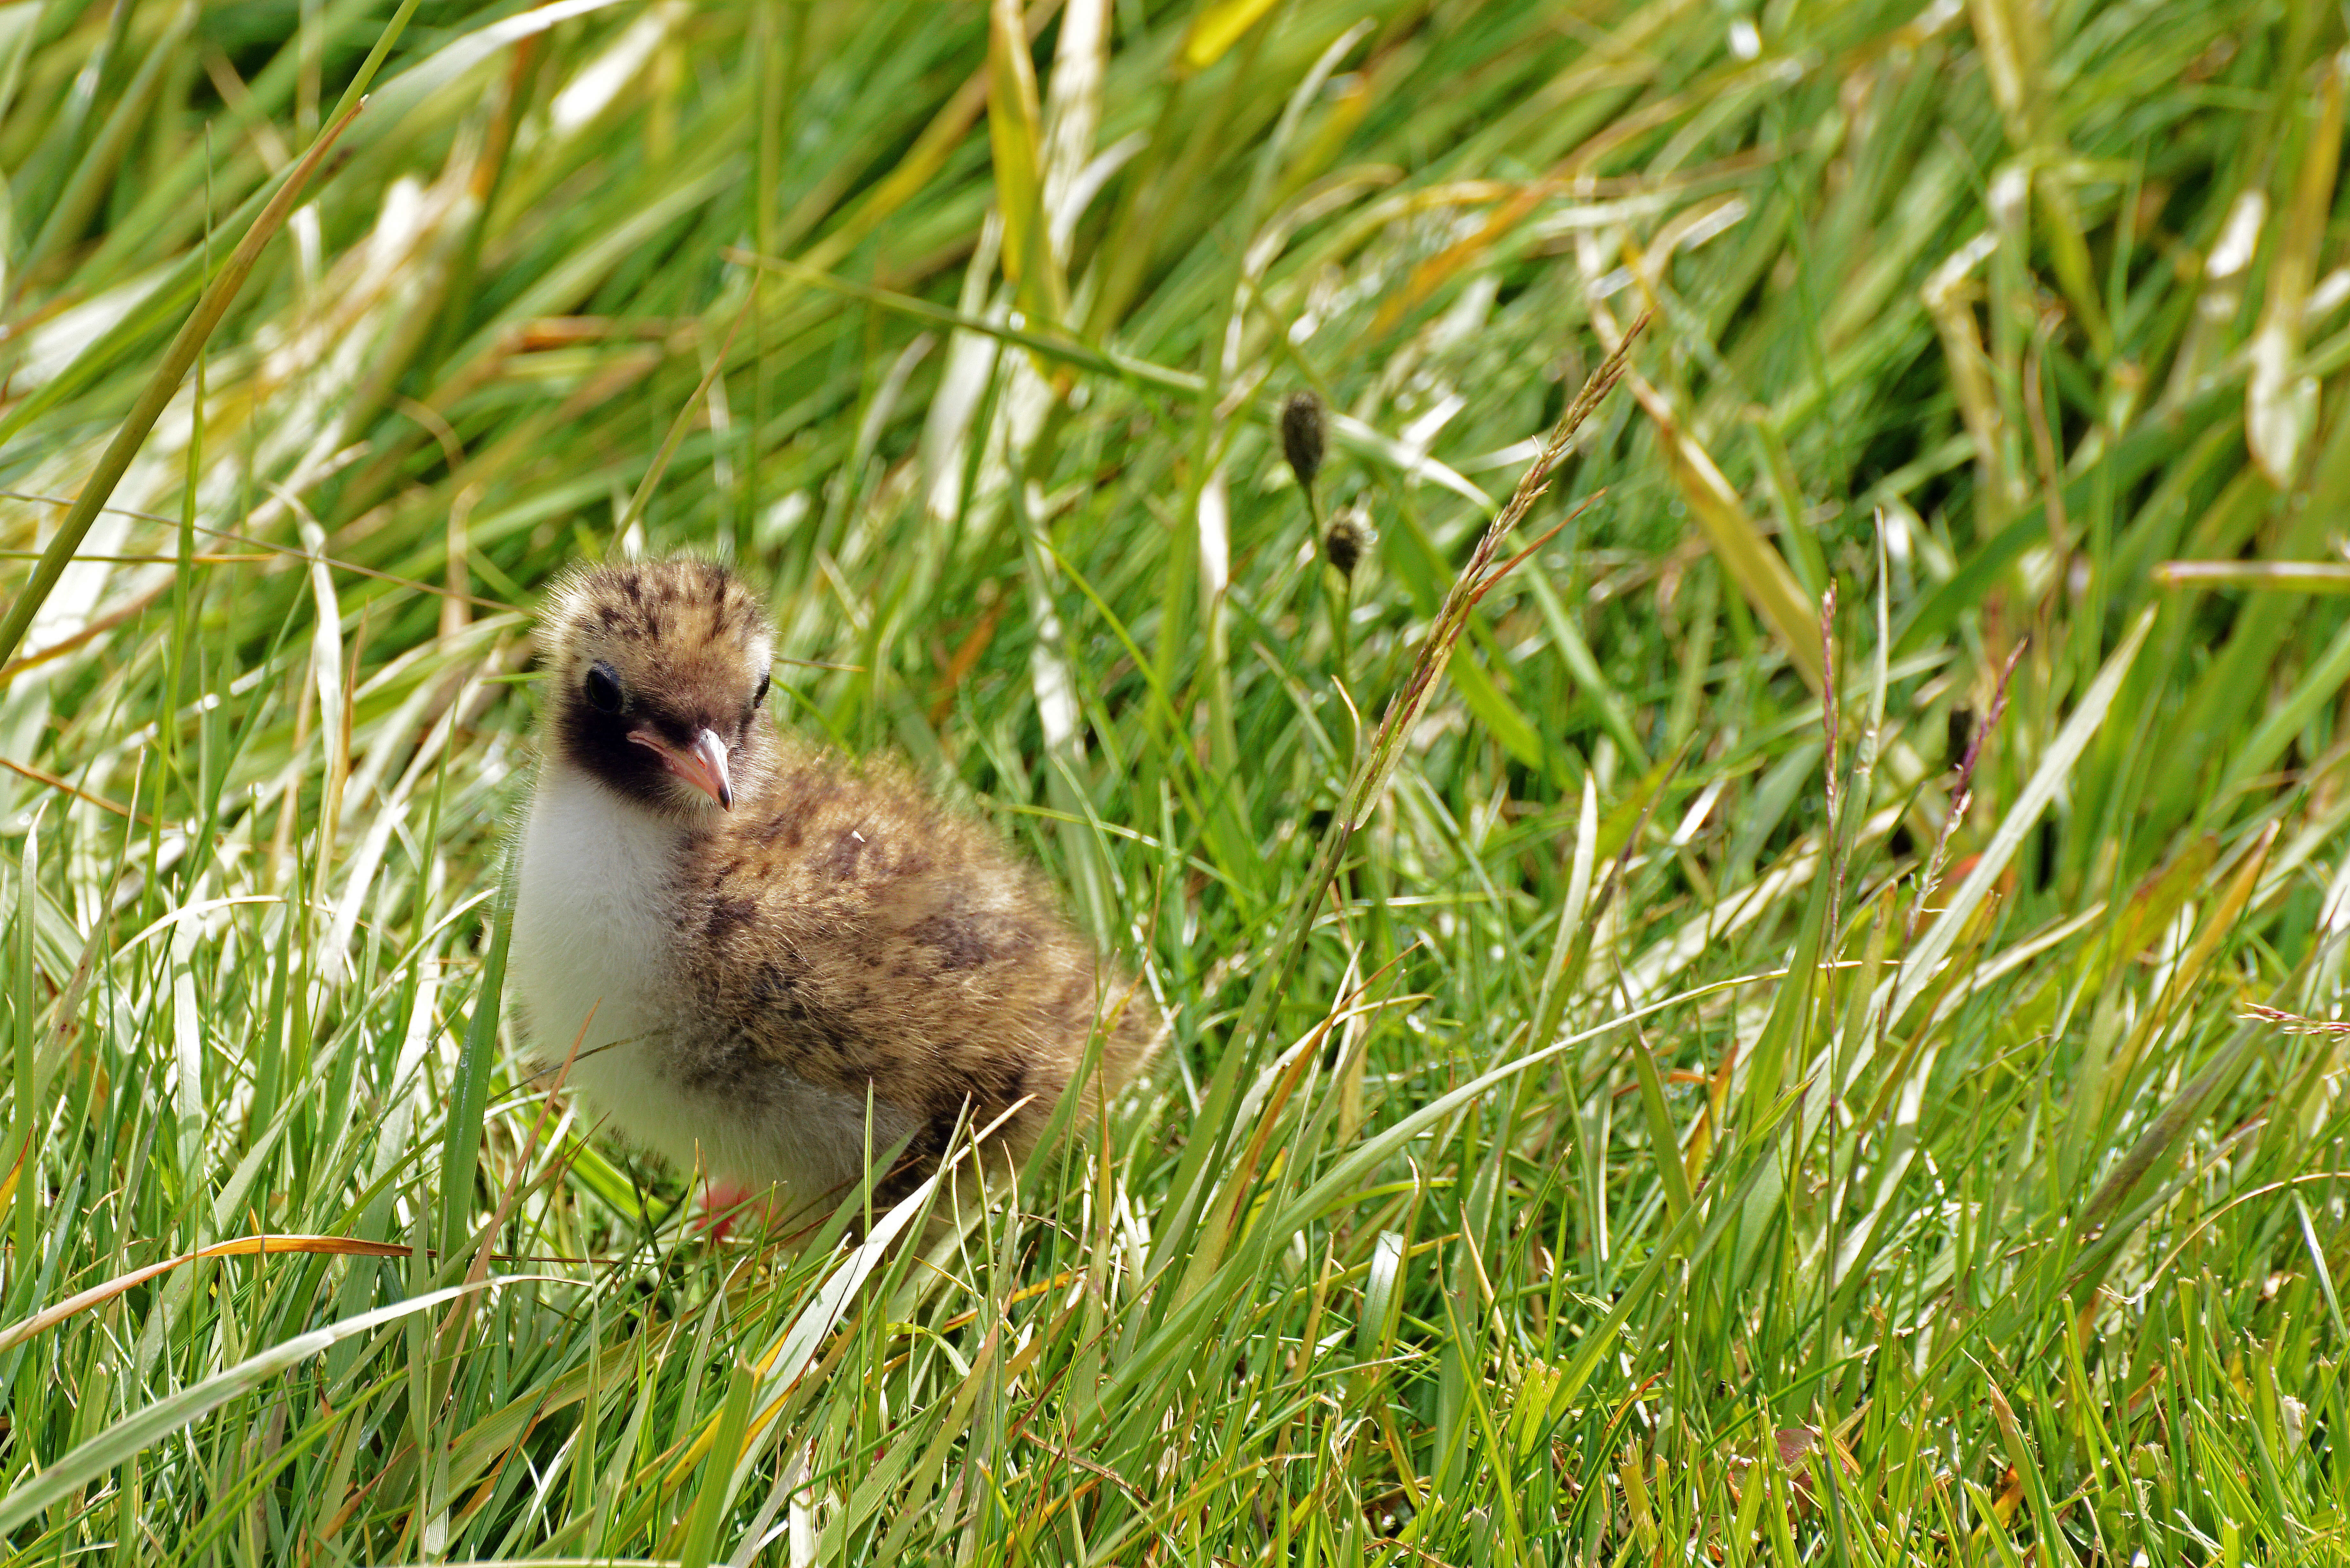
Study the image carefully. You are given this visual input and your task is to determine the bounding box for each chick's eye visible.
[752,672,771,710]
[584,662,623,714]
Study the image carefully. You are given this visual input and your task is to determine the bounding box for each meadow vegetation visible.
[4,0,2350,1560]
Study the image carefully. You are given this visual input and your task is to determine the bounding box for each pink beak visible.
[630,726,734,809]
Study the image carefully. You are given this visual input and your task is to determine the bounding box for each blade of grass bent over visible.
[724,247,1203,395]
[0,1281,489,1534]
[0,1234,412,1358]
[2154,561,2350,594]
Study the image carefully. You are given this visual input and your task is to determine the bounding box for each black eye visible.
[752,672,770,709]
[584,661,623,714]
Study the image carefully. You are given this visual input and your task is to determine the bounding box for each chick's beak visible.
[630,726,735,809]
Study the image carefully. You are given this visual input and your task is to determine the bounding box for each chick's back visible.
[672,735,1160,1163]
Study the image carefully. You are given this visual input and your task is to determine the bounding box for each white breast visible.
[511,763,700,1157]
[509,760,913,1202]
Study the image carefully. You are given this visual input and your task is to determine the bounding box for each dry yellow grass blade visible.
[1180,0,1281,73]
[988,0,1063,324]
[0,1234,413,1358]
[2155,560,2350,593]
[1922,231,2013,534]
[1626,374,1824,694]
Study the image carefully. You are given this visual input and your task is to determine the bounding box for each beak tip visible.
[632,726,737,811]
[693,727,736,812]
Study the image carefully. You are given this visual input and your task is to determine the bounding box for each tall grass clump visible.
[5,0,2350,1560]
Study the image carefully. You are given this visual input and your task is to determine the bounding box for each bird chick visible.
[510,559,1159,1227]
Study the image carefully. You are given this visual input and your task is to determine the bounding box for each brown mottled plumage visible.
[509,559,1159,1226]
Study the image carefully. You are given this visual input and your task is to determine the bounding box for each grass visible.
[4,0,2350,1560]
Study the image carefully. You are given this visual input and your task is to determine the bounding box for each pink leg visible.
[696,1180,791,1242]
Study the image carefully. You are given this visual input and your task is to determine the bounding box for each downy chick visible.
[509,559,1159,1227]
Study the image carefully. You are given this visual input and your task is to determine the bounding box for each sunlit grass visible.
[5,0,2350,1561]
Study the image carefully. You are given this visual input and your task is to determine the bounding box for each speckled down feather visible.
[509,559,1161,1216]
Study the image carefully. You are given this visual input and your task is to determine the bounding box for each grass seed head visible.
[1324,508,1372,579]
[1281,390,1326,491]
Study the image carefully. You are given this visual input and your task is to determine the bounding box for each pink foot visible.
[696,1180,791,1242]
